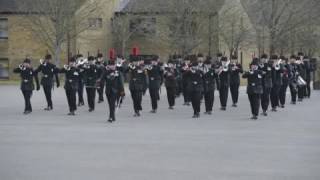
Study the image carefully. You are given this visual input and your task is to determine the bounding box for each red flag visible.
[132,46,139,56]
[109,48,116,60]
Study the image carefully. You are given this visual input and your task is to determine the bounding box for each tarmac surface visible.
[0,85,320,180]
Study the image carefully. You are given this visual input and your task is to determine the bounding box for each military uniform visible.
[96,55,106,103]
[279,62,289,108]
[217,57,230,110]
[59,65,80,115]
[203,62,218,114]
[181,62,191,105]
[229,62,243,107]
[259,61,273,115]
[304,59,314,98]
[288,59,298,104]
[186,63,204,118]
[81,59,99,112]
[128,63,147,116]
[242,60,264,120]
[164,62,177,109]
[270,57,283,111]
[13,60,40,114]
[146,63,163,113]
[35,56,60,110]
[100,63,124,122]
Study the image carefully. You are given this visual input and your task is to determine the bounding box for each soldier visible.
[164,59,177,109]
[13,58,40,114]
[229,55,243,107]
[203,57,218,115]
[270,55,283,112]
[259,54,273,116]
[303,56,314,98]
[75,54,85,106]
[174,55,183,97]
[186,56,204,118]
[35,54,60,111]
[288,55,298,105]
[279,56,289,108]
[58,58,79,115]
[217,56,230,111]
[99,60,125,123]
[81,56,99,112]
[96,53,106,103]
[181,56,191,106]
[242,58,264,120]
[296,53,306,102]
[145,55,163,113]
[128,55,148,117]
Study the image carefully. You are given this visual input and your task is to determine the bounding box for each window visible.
[130,17,156,36]
[88,18,103,29]
[0,18,8,39]
[0,58,9,79]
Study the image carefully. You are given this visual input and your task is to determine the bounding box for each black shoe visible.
[169,106,174,110]
[88,108,94,112]
[232,104,237,107]
[220,107,226,111]
[291,101,296,105]
[150,109,157,113]
[98,100,104,103]
[44,106,53,111]
[298,99,303,102]
[262,111,268,116]
[251,116,258,120]
[78,102,85,107]
[23,110,31,115]
[280,105,285,108]
[134,111,140,117]
[68,111,75,116]
[108,119,113,123]
[192,114,200,118]
[271,108,277,112]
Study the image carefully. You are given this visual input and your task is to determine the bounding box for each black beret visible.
[270,55,278,60]
[250,58,259,65]
[303,55,309,59]
[97,53,103,58]
[45,54,52,60]
[297,52,304,56]
[261,54,268,59]
[23,58,31,64]
[217,53,223,57]
[221,56,228,61]
[191,61,198,66]
[290,55,296,59]
[279,55,286,60]
[204,60,212,64]
[231,55,238,60]
[69,57,76,62]
[197,53,204,58]
[88,56,95,61]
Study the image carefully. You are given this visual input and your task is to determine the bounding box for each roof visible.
[116,0,225,14]
[0,0,17,13]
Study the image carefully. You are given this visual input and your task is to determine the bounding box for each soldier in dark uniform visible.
[203,58,218,115]
[288,55,298,105]
[58,58,79,115]
[242,58,264,120]
[96,53,106,103]
[181,56,191,106]
[128,56,148,117]
[259,54,272,116]
[303,56,314,98]
[279,56,289,108]
[186,57,204,118]
[296,53,306,102]
[35,54,60,111]
[100,60,125,123]
[174,55,183,97]
[217,56,230,111]
[164,60,177,109]
[81,56,99,112]
[229,55,243,107]
[145,55,163,113]
[270,55,283,112]
[13,59,40,114]
[76,54,85,106]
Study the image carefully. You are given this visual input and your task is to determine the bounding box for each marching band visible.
[13,50,316,122]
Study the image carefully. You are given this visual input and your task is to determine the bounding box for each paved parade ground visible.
[0,85,320,180]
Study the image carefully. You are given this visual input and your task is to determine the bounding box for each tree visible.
[16,0,102,66]
[241,0,320,55]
